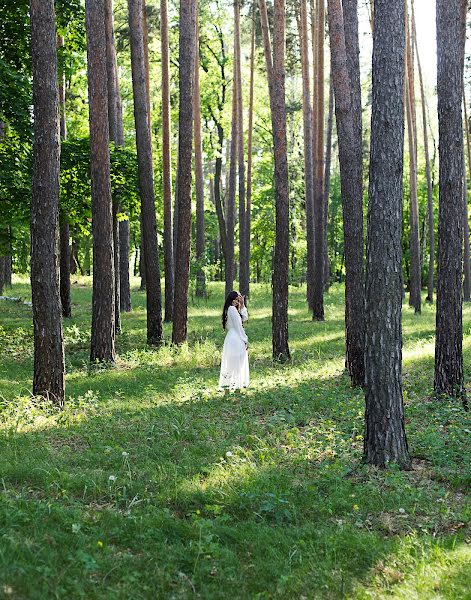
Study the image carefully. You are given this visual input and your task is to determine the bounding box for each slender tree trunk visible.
[364,0,410,467]
[298,0,315,313]
[236,0,248,298]
[463,147,471,301]
[225,6,239,297]
[463,94,471,302]
[86,0,116,363]
[57,35,72,319]
[323,76,334,289]
[405,7,421,313]
[128,0,163,345]
[259,0,290,361]
[194,19,206,298]
[119,220,132,311]
[172,0,197,344]
[161,0,174,320]
[412,2,434,303]
[434,0,466,400]
[245,4,255,297]
[30,0,65,403]
[327,0,365,386]
[105,0,121,333]
[312,0,325,319]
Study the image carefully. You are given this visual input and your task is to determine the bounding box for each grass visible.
[0,276,470,599]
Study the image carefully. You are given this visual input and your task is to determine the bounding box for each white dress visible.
[218,305,249,390]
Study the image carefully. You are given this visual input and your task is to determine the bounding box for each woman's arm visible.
[240,306,248,322]
[228,306,248,344]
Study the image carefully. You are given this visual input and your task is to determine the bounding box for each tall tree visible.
[434,0,466,399]
[412,1,434,303]
[128,0,163,345]
[327,0,365,386]
[161,0,174,319]
[364,0,410,467]
[245,2,256,297]
[297,0,315,313]
[172,0,197,344]
[86,0,116,363]
[312,0,325,320]
[259,0,290,361]
[105,0,121,333]
[462,95,471,302]
[405,6,421,313]
[323,76,334,289]
[30,0,65,403]
[194,19,206,298]
[57,34,71,319]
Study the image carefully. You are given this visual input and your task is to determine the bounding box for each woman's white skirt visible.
[218,330,249,390]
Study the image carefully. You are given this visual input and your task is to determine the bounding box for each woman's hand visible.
[245,342,249,350]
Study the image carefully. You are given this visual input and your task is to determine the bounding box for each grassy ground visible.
[0,276,470,599]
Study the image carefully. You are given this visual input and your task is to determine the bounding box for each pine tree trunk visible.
[323,76,334,289]
[161,0,174,320]
[30,0,65,403]
[225,6,239,298]
[119,219,132,311]
[86,0,116,363]
[364,0,410,467]
[412,1,434,303]
[245,4,255,298]
[172,0,197,344]
[405,8,421,314]
[259,0,290,361]
[434,0,466,399]
[327,0,365,386]
[194,19,206,298]
[462,94,471,302]
[105,0,121,333]
[128,0,163,345]
[298,0,315,313]
[312,0,325,320]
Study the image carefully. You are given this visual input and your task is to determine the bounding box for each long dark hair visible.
[222,291,239,330]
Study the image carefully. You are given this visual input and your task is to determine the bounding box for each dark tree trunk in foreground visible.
[161,0,174,319]
[57,35,72,319]
[312,0,325,320]
[86,0,116,363]
[128,0,163,345]
[297,0,315,311]
[412,2,434,303]
[30,0,65,403]
[434,0,466,400]
[364,0,410,467]
[172,0,197,344]
[327,0,365,386]
[194,20,206,298]
[323,76,334,289]
[259,0,290,361]
[105,0,121,333]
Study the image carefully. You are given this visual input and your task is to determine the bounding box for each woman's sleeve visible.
[228,306,248,343]
[240,306,248,322]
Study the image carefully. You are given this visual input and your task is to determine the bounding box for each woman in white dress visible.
[219,291,249,393]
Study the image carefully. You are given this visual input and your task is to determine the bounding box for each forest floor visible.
[0,277,470,599]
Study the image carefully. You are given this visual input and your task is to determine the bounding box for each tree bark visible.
[412,1,434,303]
[86,0,116,363]
[128,0,163,345]
[312,0,325,320]
[323,75,334,289]
[297,0,315,312]
[30,0,65,403]
[364,0,410,467]
[172,0,197,344]
[327,0,365,386]
[161,0,174,319]
[463,147,471,302]
[405,7,421,314]
[245,4,256,298]
[434,0,466,399]
[194,19,206,298]
[259,0,290,361]
[104,0,122,333]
